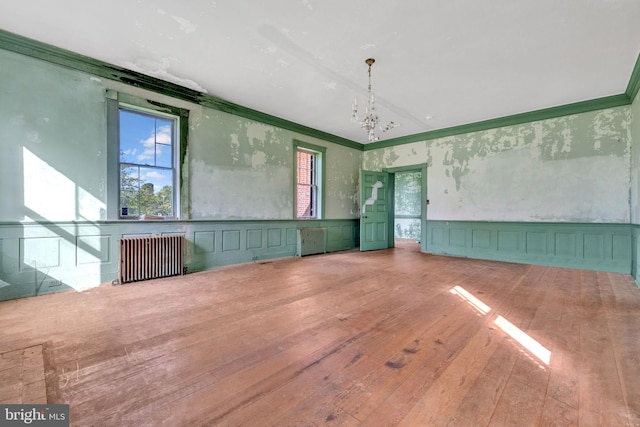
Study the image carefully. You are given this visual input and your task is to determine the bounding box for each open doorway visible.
[386,164,427,252]
[359,164,427,253]
[394,170,422,248]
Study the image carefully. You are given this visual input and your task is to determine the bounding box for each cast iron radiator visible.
[119,235,184,284]
[297,228,326,256]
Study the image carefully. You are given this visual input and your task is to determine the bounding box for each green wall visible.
[1,31,639,299]
[188,108,361,220]
[630,80,640,224]
[0,48,362,223]
[630,80,640,280]
[0,47,361,300]
[364,104,636,274]
[364,107,631,223]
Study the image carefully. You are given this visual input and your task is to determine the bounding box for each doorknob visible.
[363,215,368,219]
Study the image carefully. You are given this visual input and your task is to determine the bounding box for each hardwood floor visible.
[1,239,639,426]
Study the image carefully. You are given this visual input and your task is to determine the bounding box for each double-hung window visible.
[294,141,325,219]
[119,108,177,218]
[106,91,188,220]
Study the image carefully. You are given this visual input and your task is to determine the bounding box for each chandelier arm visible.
[352,57,398,142]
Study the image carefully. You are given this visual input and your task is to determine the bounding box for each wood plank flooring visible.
[1,239,639,426]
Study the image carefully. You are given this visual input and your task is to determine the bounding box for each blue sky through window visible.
[119,109,174,191]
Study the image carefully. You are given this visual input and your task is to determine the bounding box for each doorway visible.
[394,170,422,243]
[359,164,427,252]
[388,164,427,252]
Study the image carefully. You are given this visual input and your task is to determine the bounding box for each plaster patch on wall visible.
[246,122,277,145]
[251,151,267,170]
[190,160,291,219]
[561,126,573,154]
[229,133,241,164]
[323,145,361,218]
[590,109,630,153]
[439,125,538,190]
[461,150,629,222]
[363,106,631,222]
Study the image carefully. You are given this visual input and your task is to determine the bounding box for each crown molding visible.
[0,29,363,151]
[626,51,640,103]
[1,29,639,153]
[363,94,631,151]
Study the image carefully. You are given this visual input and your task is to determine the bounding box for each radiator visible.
[297,228,326,256]
[119,235,184,284]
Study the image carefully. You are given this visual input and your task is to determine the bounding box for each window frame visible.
[293,140,326,220]
[106,90,189,220]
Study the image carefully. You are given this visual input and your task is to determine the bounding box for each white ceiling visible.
[2,0,640,144]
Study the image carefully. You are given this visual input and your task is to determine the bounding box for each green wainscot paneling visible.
[426,220,633,274]
[631,225,640,285]
[0,219,358,301]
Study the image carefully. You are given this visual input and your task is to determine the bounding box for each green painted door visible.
[360,170,392,251]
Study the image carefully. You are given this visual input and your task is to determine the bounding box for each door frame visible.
[360,169,394,251]
[384,163,428,253]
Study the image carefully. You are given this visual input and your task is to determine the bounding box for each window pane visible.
[297,184,313,218]
[154,120,174,168]
[119,107,176,218]
[297,151,313,185]
[138,167,174,216]
[120,165,140,217]
[296,148,319,219]
[119,110,157,165]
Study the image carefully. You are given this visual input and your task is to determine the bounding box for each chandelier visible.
[351,58,399,142]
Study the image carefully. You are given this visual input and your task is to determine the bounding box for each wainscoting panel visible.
[76,235,110,265]
[194,231,216,254]
[0,219,358,301]
[427,221,633,274]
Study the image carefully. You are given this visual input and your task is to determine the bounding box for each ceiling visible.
[1,0,640,144]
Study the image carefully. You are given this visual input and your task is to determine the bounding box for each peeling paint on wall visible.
[190,159,291,219]
[363,106,631,223]
[325,148,361,217]
[189,109,361,220]
[0,47,362,223]
[630,92,640,224]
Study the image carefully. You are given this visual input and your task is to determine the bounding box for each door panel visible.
[360,170,392,251]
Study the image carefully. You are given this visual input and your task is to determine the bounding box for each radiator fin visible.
[119,235,184,284]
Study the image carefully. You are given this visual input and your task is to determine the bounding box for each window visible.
[297,149,316,218]
[294,141,325,219]
[119,108,178,218]
[106,90,188,220]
